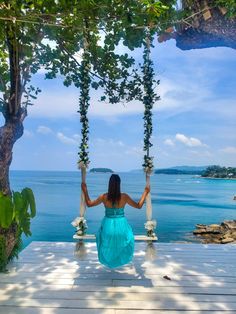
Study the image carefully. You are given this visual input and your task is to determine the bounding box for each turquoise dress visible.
[96,207,134,268]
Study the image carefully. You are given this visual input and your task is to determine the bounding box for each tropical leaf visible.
[23,188,36,218]
[19,212,32,237]
[0,193,13,229]
[12,191,24,222]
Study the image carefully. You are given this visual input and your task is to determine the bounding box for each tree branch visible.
[58,40,106,83]
[0,75,6,92]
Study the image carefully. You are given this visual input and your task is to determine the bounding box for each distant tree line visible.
[202,166,236,178]
[155,169,204,175]
[90,168,113,173]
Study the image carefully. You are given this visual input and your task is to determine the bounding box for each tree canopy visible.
[0,0,176,119]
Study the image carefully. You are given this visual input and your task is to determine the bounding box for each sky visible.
[3,38,236,172]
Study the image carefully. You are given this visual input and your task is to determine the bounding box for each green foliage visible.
[77,51,91,166]
[7,232,23,264]
[141,33,159,172]
[0,230,23,272]
[0,187,36,271]
[202,166,236,178]
[0,235,7,271]
[0,193,13,228]
[215,0,236,17]
[0,1,175,177]
[0,0,175,122]
[90,168,113,173]
[122,31,160,172]
[0,188,36,236]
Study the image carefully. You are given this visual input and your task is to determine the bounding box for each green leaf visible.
[22,188,36,218]
[12,191,24,222]
[20,212,32,237]
[0,193,13,229]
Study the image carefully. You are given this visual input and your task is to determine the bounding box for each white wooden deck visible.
[0,241,236,314]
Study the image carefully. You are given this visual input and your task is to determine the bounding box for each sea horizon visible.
[9,170,236,248]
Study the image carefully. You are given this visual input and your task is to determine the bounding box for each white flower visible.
[144,220,157,231]
[71,216,86,227]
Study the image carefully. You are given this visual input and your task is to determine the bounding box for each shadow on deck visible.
[0,241,236,313]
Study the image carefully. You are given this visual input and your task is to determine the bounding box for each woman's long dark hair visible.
[107,174,121,206]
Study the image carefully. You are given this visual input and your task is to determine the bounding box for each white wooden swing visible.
[72,30,157,241]
[72,162,157,242]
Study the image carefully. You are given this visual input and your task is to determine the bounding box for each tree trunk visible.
[0,22,25,195]
[0,119,23,266]
[176,0,236,50]
[158,1,236,50]
[0,119,24,195]
[0,15,27,270]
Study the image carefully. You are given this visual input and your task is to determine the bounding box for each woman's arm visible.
[81,183,104,207]
[124,186,150,209]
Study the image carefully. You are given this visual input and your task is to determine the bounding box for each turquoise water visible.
[10,171,236,246]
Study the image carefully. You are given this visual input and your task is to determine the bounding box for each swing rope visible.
[144,35,153,222]
[79,162,87,219]
[142,29,158,238]
[71,23,91,235]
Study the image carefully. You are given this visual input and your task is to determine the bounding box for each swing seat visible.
[73,234,158,241]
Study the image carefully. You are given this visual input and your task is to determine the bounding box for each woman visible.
[81,174,150,268]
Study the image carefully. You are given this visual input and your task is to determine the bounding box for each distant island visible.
[155,166,207,175]
[201,165,236,179]
[90,168,114,173]
[131,165,236,178]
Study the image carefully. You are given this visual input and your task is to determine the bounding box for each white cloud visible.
[164,139,175,146]
[36,126,80,146]
[189,150,212,157]
[220,146,236,154]
[57,132,78,145]
[175,133,207,147]
[73,134,80,141]
[28,64,235,121]
[37,125,53,135]
[94,138,124,147]
[125,146,143,156]
[28,70,212,119]
[92,137,142,157]
[24,129,34,138]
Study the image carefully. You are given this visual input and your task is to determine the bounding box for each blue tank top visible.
[105,207,124,218]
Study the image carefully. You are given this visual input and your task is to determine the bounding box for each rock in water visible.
[193,220,236,244]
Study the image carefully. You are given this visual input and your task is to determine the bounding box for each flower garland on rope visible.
[142,31,160,238]
[71,50,91,236]
[78,50,91,168]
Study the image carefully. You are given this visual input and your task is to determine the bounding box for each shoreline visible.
[201,176,236,181]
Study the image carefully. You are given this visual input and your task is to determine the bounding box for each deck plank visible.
[1,298,236,310]
[1,241,236,314]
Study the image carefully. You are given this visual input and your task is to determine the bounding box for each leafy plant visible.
[7,233,23,264]
[215,0,236,17]
[0,235,7,271]
[0,188,36,271]
[0,188,36,236]
[0,194,13,229]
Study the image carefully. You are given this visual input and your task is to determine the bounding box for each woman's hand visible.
[145,185,151,194]
[81,182,87,193]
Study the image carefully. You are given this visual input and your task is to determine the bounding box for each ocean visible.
[10,171,236,247]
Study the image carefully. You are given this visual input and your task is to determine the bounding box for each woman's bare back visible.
[81,182,150,209]
[103,193,127,208]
